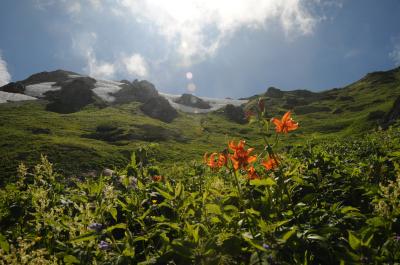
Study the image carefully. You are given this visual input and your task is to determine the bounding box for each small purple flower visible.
[262,243,271,250]
[98,240,111,250]
[88,223,103,232]
[395,234,400,241]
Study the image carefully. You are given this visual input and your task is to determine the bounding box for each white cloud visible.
[66,1,82,15]
[0,53,11,86]
[88,0,102,10]
[390,43,400,66]
[123,53,148,77]
[71,32,114,79]
[85,49,116,79]
[117,0,318,65]
[72,31,149,79]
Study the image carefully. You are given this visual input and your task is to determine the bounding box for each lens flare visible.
[187,82,196,92]
[186,72,193,80]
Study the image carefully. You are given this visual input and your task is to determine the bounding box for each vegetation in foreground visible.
[0,103,399,264]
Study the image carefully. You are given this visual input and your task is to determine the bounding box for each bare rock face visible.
[113,79,159,104]
[0,82,25,94]
[140,96,178,123]
[174,94,211,109]
[45,77,98,113]
[223,104,247,124]
[264,87,284,98]
[21,70,78,85]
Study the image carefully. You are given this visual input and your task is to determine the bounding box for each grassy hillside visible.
[0,120,399,264]
[244,67,400,137]
[0,100,260,181]
[0,67,399,181]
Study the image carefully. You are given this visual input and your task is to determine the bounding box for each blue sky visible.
[0,0,399,98]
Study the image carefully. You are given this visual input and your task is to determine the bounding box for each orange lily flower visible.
[228,140,257,170]
[247,166,260,180]
[204,152,227,170]
[218,152,228,167]
[152,175,163,182]
[262,156,279,171]
[271,111,298,133]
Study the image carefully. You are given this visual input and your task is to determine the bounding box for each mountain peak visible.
[22,69,80,85]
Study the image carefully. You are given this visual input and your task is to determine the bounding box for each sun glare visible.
[186,72,193,80]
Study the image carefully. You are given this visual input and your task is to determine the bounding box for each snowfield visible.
[0,91,37,104]
[25,82,61,97]
[159,93,248,113]
[1,76,247,112]
[92,79,124,102]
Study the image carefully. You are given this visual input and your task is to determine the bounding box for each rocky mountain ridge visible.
[0,70,247,122]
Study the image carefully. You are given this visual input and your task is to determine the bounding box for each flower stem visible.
[231,167,263,264]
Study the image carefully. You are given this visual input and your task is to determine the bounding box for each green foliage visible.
[0,68,400,263]
[0,126,399,264]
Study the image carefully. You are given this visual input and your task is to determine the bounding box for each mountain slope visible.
[0,67,399,181]
[244,66,400,136]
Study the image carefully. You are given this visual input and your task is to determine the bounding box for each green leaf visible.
[259,219,290,233]
[250,178,276,187]
[248,116,258,125]
[291,175,304,184]
[70,232,97,243]
[64,255,80,264]
[122,246,135,257]
[109,207,118,222]
[306,234,326,241]
[242,233,267,252]
[340,206,359,214]
[137,180,144,190]
[388,151,400,157]
[116,199,128,210]
[0,234,9,253]
[246,208,260,216]
[156,222,181,230]
[205,204,222,215]
[280,227,297,243]
[155,187,174,200]
[174,182,183,198]
[151,215,167,222]
[362,234,374,247]
[348,231,361,250]
[132,236,148,243]
[210,216,221,223]
[366,217,386,228]
[105,223,127,233]
[130,152,137,168]
[224,205,239,214]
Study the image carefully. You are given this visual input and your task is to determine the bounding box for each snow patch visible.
[25,82,61,97]
[0,91,37,104]
[159,93,247,114]
[92,79,123,102]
